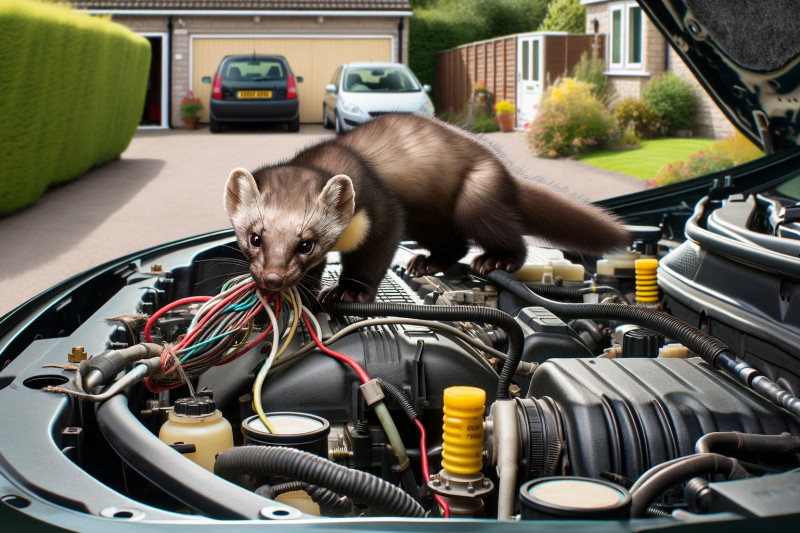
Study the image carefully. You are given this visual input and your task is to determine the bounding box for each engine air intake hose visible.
[487,270,800,418]
[214,445,425,517]
[324,301,523,400]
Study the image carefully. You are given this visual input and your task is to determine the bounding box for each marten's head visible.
[224,167,355,293]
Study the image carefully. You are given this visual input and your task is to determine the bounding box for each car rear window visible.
[223,60,285,81]
[343,67,420,92]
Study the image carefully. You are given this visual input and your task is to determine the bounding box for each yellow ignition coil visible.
[635,258,659,305]
[429,386,494,517]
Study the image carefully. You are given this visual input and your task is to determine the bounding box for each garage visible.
[77,0,412,128]
[191,36,393,123]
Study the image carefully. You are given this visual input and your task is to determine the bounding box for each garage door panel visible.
[192,37,392,123]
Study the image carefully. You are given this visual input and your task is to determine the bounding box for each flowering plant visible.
[180,90,203,118]
[493,100,515,114]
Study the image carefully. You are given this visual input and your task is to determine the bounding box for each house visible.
[436,32,602,129]
[581,0,734,138]
[69,0,413,128]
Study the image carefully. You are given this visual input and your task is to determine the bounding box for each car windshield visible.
[223,59,285,81]
[343,67,420,93]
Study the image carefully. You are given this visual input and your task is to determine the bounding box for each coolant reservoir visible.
[159,396,234,471]
[514,247,584,283]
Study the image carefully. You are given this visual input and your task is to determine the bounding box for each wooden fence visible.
[436,34,604,119]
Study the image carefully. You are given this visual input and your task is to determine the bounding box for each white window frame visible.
[608,1,644,73]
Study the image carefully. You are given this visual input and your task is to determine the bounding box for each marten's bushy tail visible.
[515,177,630,255]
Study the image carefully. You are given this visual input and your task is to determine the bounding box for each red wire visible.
[174,282,255,350]
[302,313,450,515]
[414,418,451,518]
[143,295,212,342]
[302,313,370,384]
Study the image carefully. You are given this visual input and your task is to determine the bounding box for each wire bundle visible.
[144,275,280,391]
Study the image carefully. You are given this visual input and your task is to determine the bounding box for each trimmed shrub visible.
[649,131,764,187]
[614,97,659,139]
[528,78,615,157]
[470,116,501,133]
[642,72,695,135]
[0,0,150,215]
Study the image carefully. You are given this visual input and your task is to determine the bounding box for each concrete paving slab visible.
[0,124,644,316]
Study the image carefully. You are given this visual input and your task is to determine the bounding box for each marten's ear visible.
[318,174,355,222]
[224,168,260,219]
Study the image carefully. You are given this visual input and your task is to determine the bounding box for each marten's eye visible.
[249,233,261,247]
[298,240,315,255]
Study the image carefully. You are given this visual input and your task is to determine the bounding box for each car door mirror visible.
[325,84,337,94]
[201,76,211,84]
[423,84,431,93]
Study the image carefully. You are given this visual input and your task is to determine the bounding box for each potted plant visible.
[180,90,203,130]
[493,100,516,132]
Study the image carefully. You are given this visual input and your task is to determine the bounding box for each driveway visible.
[0,124,644,317]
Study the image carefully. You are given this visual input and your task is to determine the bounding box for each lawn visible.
[577,138,716,180]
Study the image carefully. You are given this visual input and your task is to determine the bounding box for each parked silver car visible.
[323,62,434,133]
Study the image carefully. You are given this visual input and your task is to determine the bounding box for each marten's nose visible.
[263,273,284,290]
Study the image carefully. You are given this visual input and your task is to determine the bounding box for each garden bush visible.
[528,78,615,157]
[0,0,150,215]
[642,72,695,135]
[614,97,659,139]
[571,50,609,102]
[649,131,764,187]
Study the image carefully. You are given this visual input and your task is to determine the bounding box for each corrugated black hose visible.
[487,269,800,418]
[324,301,523,400]
[214,446,425,517]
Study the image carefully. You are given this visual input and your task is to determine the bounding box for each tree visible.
[539,0,586,34]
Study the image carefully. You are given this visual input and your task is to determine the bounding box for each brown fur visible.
[224,113,629,302]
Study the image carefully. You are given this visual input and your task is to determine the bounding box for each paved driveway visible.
[0,124,644,316]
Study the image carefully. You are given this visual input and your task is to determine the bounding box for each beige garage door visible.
[192,37,392,123]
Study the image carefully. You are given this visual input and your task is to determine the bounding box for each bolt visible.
[483,479,490,487]
[150,264,163,273]
[467,482,475,493]
[68,346,87,363]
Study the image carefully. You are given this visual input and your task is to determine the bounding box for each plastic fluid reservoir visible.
[159,396,234,471]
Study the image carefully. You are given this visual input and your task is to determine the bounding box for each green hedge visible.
[0,0,150,215]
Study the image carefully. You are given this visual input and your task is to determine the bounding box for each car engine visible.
[1,190,799,529]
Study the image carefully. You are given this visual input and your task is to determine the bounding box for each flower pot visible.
[497,112,515,132]
[183,116,199,130]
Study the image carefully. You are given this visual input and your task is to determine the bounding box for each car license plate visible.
[237,90,272,99]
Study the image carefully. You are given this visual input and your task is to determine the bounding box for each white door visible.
[516,35,543,128]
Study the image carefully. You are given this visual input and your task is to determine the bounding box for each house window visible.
[609,2,643,72]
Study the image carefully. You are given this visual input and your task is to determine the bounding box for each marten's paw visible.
[407,254,449,276]
[320,282,376,303]
[471,253,520,275]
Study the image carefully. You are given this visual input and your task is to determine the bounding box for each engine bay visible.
[1,191,800,529]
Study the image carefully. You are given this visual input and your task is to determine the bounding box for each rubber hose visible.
[257,482,352,515]
[379,379,419,422]
[325,301,522,400]
[630,453,751,517]
[488,270,729,364]
[488,270,800,418]
[214,446,425,517]
[526,283,628,303]
[695,431,800,456]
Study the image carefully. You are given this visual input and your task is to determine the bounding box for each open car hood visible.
[641,0,800,153]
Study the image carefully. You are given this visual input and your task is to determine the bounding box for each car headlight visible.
[340,101,364,117]
[419,100,435,115]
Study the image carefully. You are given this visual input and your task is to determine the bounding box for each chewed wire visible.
[144,276,284,392]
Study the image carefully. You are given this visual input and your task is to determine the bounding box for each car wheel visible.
[209,118,221,133]
[288,116,300,133]
[335,112,343,135]
[322,104,333,129]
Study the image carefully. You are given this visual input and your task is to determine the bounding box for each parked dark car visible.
[203,54,302,133]
[2,1,800,531]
